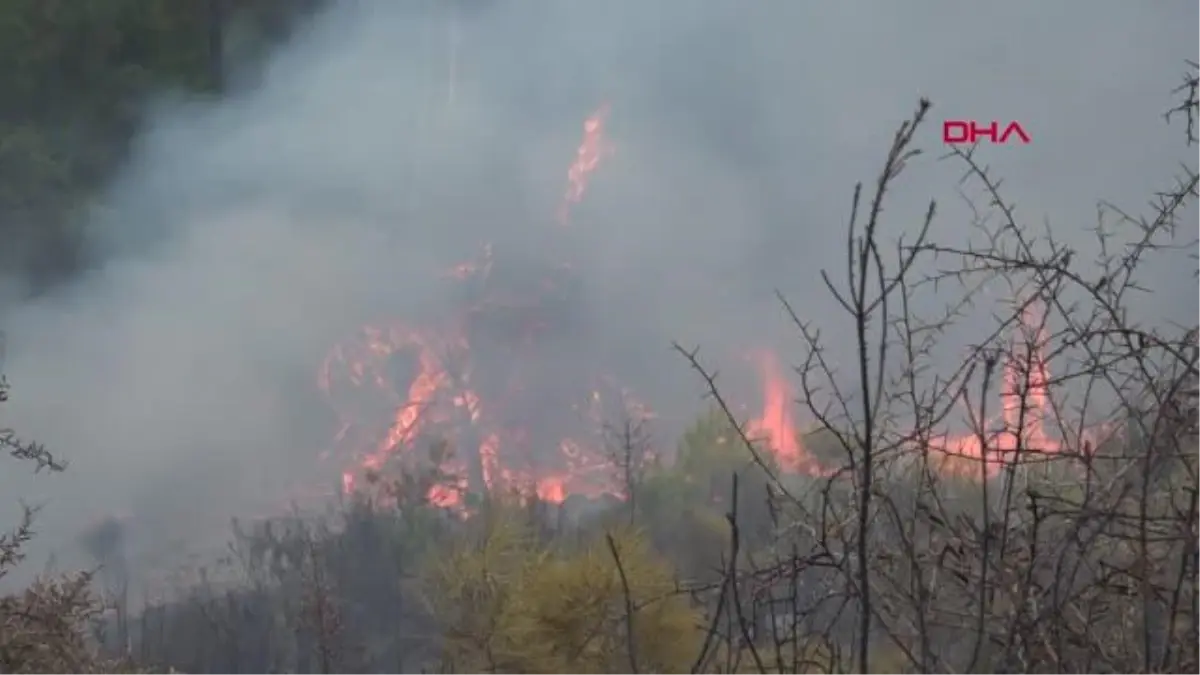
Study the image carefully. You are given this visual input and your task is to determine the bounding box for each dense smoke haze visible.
[1,0,1195,583]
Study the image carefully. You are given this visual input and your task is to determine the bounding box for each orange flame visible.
[746,302,1087,482]
[1002,302,1051,444]
[321,317,642,511]
[919,301,1069,478]
[558,103,613,226]
[325,299,1066,504]
[747,350,822,473]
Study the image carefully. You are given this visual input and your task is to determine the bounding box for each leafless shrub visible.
[679,62,1197,673]
[2,369,141,672]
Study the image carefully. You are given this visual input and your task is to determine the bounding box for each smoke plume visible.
[1,0,1194,582]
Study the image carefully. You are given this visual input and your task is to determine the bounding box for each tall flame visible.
[929,301,1065,478]
[745,302,1076,481]
[747,350,821,473]
[557,103,613,226]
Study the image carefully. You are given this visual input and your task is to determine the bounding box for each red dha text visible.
[943,120,1031,145]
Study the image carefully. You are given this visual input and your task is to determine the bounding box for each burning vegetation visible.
[316,106,1087,515]
[318,105,641,509]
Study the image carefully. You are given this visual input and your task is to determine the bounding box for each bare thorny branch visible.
[1166,60,1199,146]
[675,61,1198,673]
[3,346,142,672]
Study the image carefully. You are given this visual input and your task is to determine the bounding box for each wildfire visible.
[320,318,560,508]
[319,105,626,511]
[316,105,1082,518]
[321,284,1072,513]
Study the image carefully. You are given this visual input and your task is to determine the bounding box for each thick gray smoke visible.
[1,1,1195,582]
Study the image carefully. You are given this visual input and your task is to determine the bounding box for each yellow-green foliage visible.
[675,407,774,484]
[424,505,703,673]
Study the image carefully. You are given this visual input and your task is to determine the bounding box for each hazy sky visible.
[2,0,1195,583]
